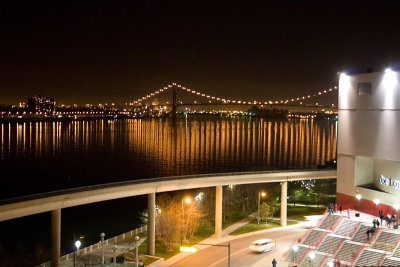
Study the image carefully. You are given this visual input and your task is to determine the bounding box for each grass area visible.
[230,219,297,235]
[122,251,159,266]
[222,209,255,229]
[286,206,325,221]
[230,206,325,236]
[137,238,182,260]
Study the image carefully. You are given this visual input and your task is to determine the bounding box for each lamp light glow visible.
[394,204,399,211]
[180,246,197,252]
[356,194,362,200]
[374,199,380,205]
[75,240,81,249]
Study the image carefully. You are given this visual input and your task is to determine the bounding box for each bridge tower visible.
[172,84,177,118]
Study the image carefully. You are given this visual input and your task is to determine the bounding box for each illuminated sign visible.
[379,175,400,189]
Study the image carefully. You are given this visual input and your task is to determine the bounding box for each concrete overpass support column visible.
[281,181,287,226]
[215,186,223,239]
[51,209,61,267]
[147,193,156,256]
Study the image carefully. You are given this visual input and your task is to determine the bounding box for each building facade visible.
[27,95,55,114]
[337,69,400,216]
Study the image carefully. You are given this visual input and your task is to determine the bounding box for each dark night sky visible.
[1,1,400,105]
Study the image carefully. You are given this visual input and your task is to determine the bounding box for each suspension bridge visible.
[127,82,338,109]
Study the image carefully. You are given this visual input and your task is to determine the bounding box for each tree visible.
[155,194,182,250]
[184,200,202,239]
[155,192,203,249]
[259,202,271,225]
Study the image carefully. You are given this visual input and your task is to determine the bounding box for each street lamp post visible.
[135,235,140,267]
[257,192,266,230]
[356,194,361,210]
[181,197,191,245]
[74,240,81,267]
[112,245,118,267]
[100,232,105,266]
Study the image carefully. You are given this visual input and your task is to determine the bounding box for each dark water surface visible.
[0,117,337,257]
[0,117,337,199]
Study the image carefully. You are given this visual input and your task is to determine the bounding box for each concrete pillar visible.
[51,209,61,267]
[147,193,155,256]
[215,186,223,239]
[281,181,288,226]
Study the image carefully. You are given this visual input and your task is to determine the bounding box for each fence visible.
[38,225,147,267]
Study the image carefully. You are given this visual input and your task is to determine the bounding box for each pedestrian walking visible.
[328,203,333,215]
[347,208,350,219]
[386,213,391,227]
[334,203,338,213]
[339,204,342,214]
[272,258,277,267]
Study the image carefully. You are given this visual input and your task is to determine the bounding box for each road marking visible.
[207,232,303,267]
[207,246,249,267]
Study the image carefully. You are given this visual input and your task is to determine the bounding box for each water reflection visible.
[0,118,336,198]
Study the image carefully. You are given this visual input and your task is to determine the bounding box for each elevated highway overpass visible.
[0,169,336,266]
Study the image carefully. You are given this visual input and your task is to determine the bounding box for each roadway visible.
[171,225,307,267]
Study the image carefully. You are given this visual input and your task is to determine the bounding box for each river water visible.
[0,117,337,199]
[0,117,337,258]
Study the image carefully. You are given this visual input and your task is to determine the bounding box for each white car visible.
[249,238,274,253]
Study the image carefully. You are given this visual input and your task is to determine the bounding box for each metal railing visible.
[38,225,147,266]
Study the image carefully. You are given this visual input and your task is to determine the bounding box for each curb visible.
[146,257,164,267]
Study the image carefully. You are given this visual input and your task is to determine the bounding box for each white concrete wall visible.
[337,154,355,196]
[338,70,400,204]
[339,71,400,110]
[355,156,373,186]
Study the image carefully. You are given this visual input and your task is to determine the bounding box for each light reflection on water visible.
[0,117,336,199]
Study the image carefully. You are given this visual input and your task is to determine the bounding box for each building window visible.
[358,83,372,95]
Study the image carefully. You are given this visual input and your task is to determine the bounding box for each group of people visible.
[366,211,398,241]
[328,203,353,219]
[378,209,398,228]
[328,203,343,214]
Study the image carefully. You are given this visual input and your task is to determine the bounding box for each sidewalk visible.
[157,213,302,267]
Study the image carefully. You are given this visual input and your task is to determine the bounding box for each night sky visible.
[1,1,400,105]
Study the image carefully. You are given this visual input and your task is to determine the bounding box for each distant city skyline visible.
[1,1,399,105]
